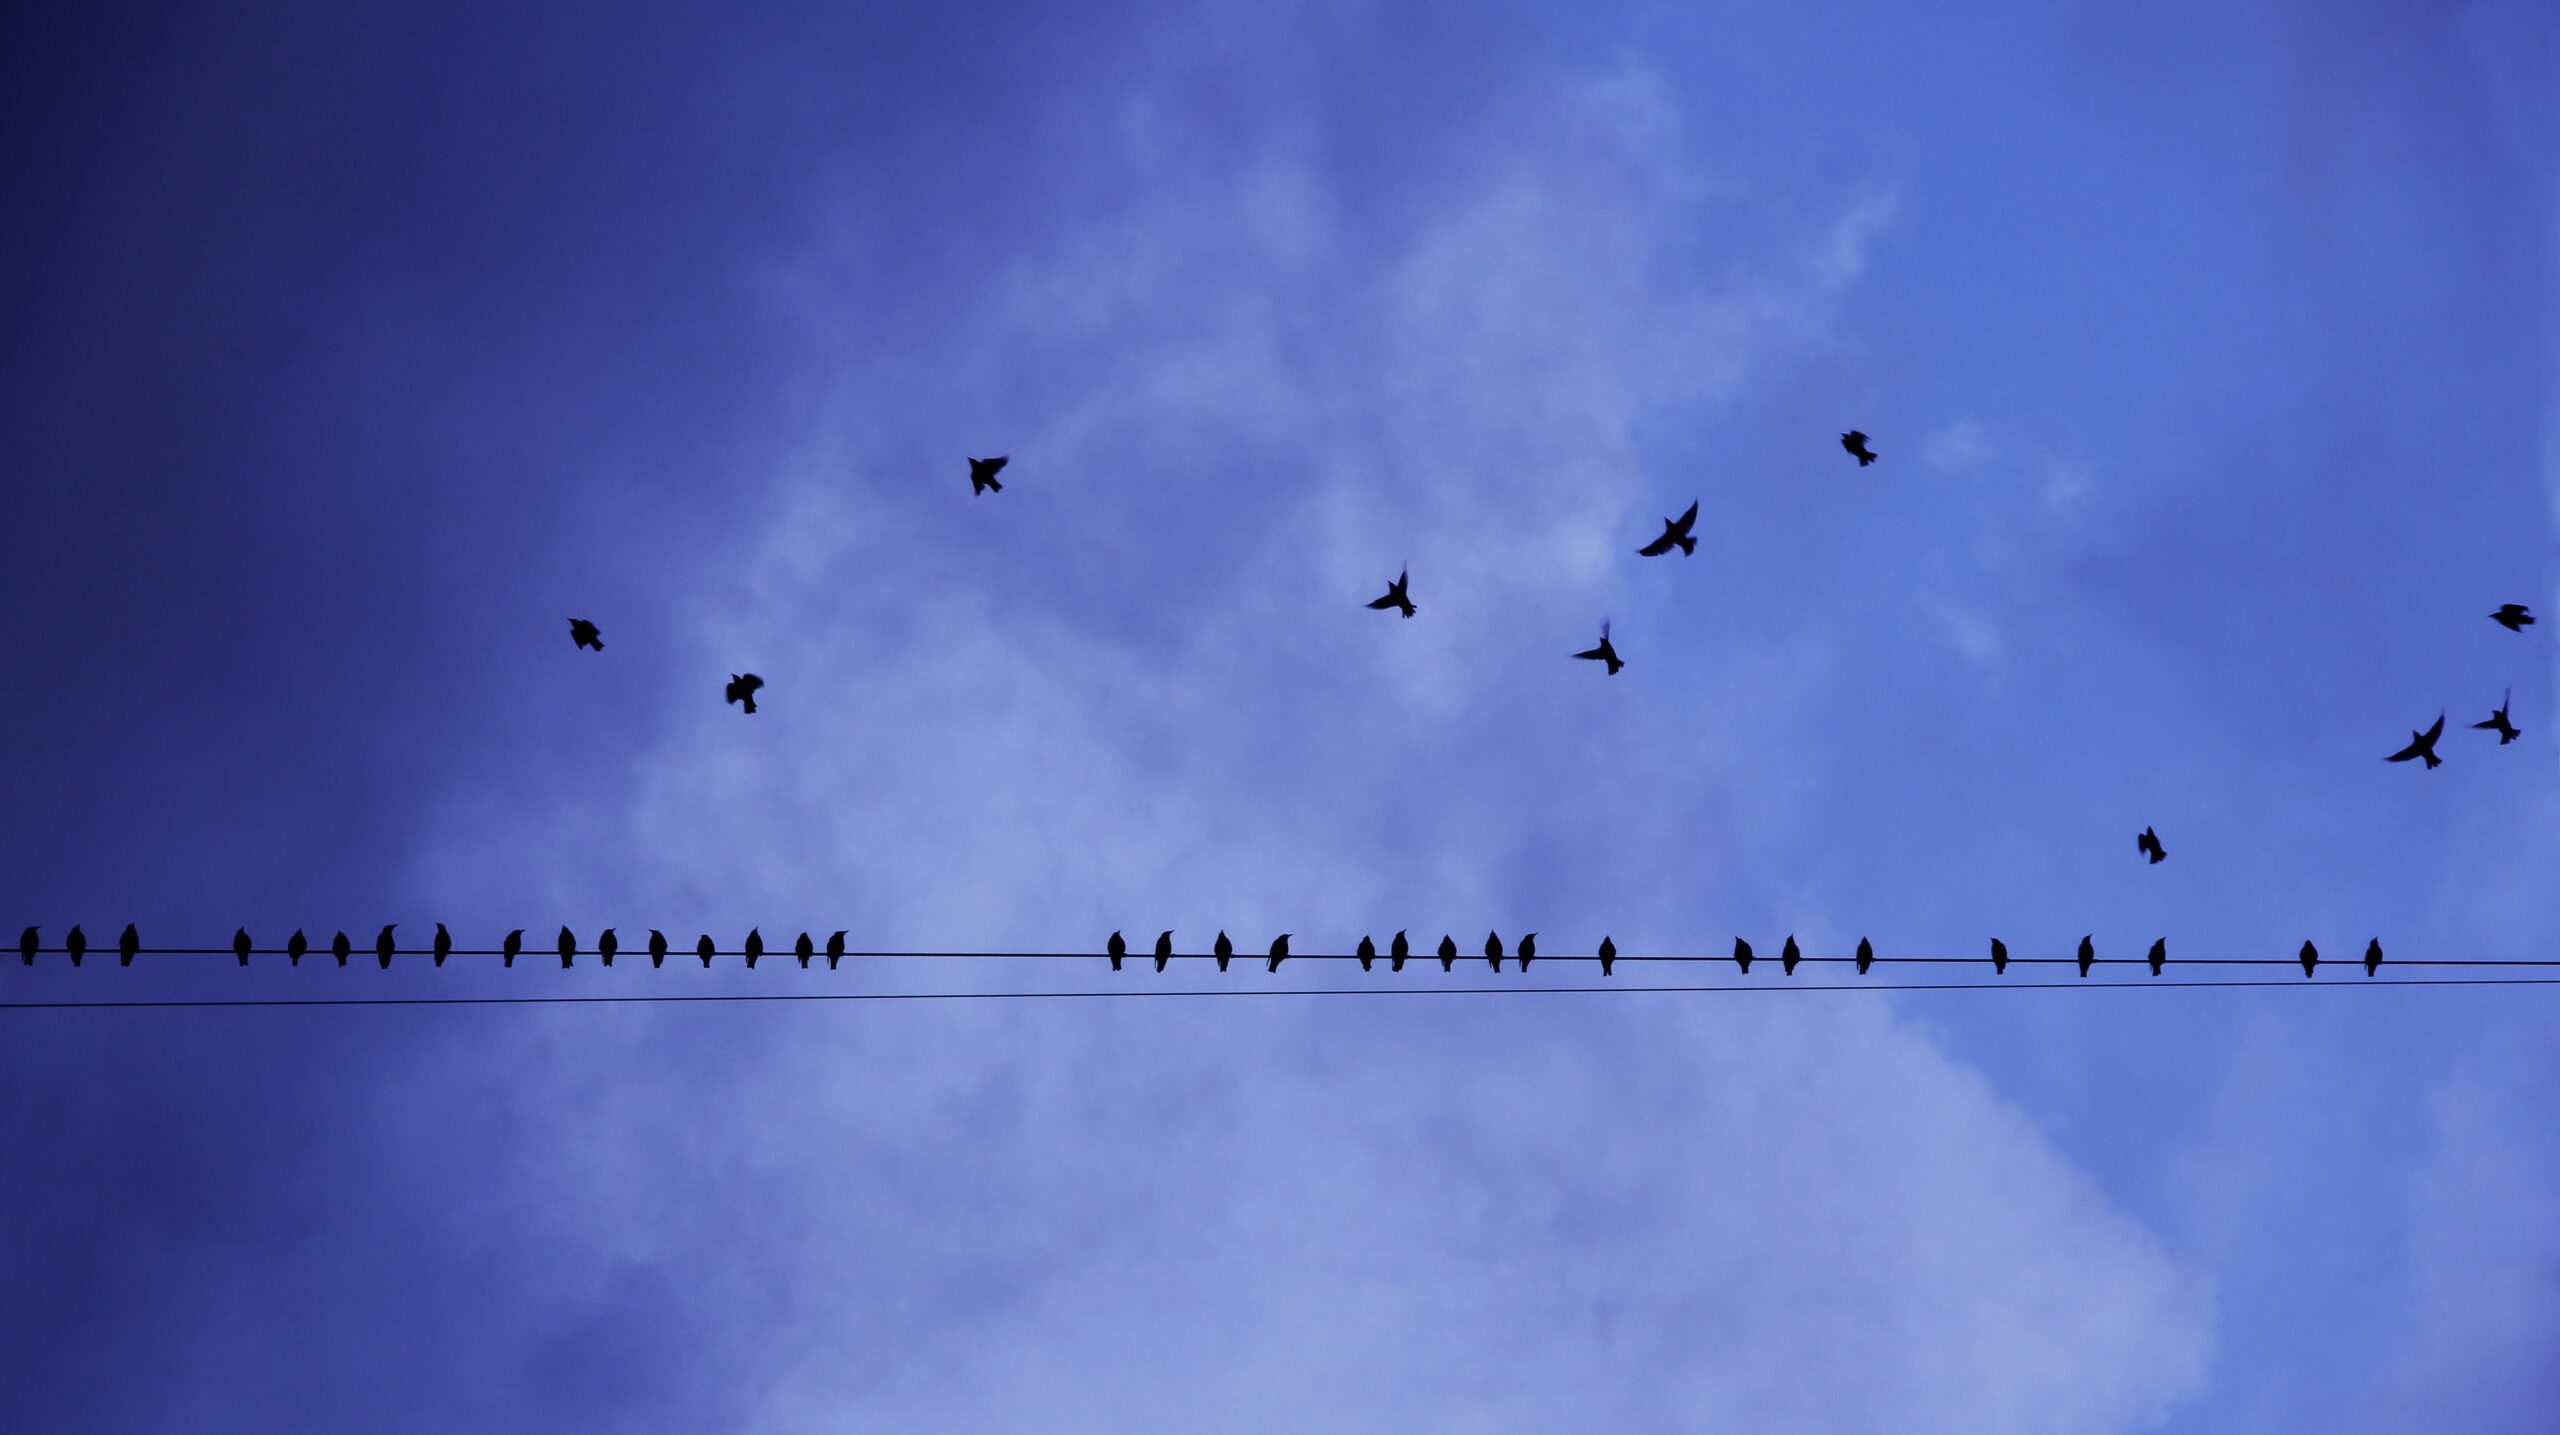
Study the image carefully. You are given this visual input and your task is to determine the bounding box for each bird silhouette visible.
[1855,937,1874,975]
[1517,933,1536,972]
[1990,937,2008,975]
[2386,712,2446,769]
[67,925,86,966]
[558,926,576,968]
[1638,501,1700,557]
[1485,932,1503,972]
[1842,430,1878,466]
[1437,935,1457,972]
[1598,935,1617,976]
[2491,603,2535,632]
[725,673,764,714]
[502,929,523,967]
[2474,689,2521,744]
[1782,935,1801,975]
[1268,934,1290,973]
[433,922,452,967]
[234,927,252,966]
[1574,621,1623,675]
[2077,935,2095,978]
[1391,930,1410,973]
[2364,938,2383,977]
[2147,938,2167,976]
[18,926,35,966]
[649,929,668,968]
[289,929,309,966]
[2299,940,2319,978]
[119,923,139,966]
[569,618,603,651]
[1214,931,1232,972]
[795,932,814,968]
[1155,930,1173,973]
[1107,931,1125,971]
[376,924,396,969]
[1357,935,1376,971]
[696,934,716,968]
[2137,827,2166,864]
[827,931,847,970]
[598,928,618,967]
[745,928,764,969]
[969,454,1008,495]
[332,931,351,966]
[1366,568,1416,618]
[1733,937,1755,974]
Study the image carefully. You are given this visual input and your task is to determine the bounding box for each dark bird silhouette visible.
[696,934,716,968]
[649,929,668,968]
[744,928,763,969]
[1108,931,1125,971]
[433,923,452,967]
[234,927,252,966]
[2475,689,2521,744]
[969,454,1008,495]
[1842,430,1877,466]
[2147,938,2167,977]
[376,924,396,970]
[1638,501,1700,558]
[1391,930,1410,973]
[1855,937,1874,976]
[827,931,846,970]
[2491,603,2535,632]
[1485,932,1503,972]
[558,926,576,968]
[119,923,139,966]
[795,932,814,968]
[1214,931,1232,972]
[502,929,523,967]
[1357,935,1376,972]
[2137,827,2166,864]
[1517,933,1535,972]
[2386,713,2446,769]
[289,929,309,966]
[1573,621,1623,675]
[599,928,618,967]
[67,925,87,966]
[569,618,604,651]
[1733,937,1755,974]
[1598,935,1616,976]
[1366,568,1417,618]
[332,930,351,966]
[18,926,35,966]
[2300,940,2319,978]
[2365,938,2383,977]
[1155,930,1173,973]
[1437,935,1457,972]
[2077,935,2095,978]
[1990,937,2008,975]
[1268,934,1290,973]
[725,673,764,714]
[1782,935,1802,975]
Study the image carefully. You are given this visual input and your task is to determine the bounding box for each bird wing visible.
[2422,712,2444,742]
[1367,591,1400,609]
[1672,501,1698,533]
[1637,529,1676,556]
[2385,736,2425,762]
[1574,643,1608,660]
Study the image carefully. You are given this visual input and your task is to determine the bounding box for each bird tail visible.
[1858,453,1876,466]
[1676,534,1695,556]
[2423,751,2441,769]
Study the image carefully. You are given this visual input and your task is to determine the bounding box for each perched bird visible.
[827,931,846,970]
[2387,712,2446,769]
[119,923,139,966]
[1517,933,1535,972]
[1214,931,1232,972]
[376,924,396,970]
[1437,935,1457,972]
[744,928,764,969]
[2474,689,2521,745]
[1268,934,1290,973]
[1855,937,1874,975]
[433,923,452,968]
[2299,940,2319,978]
[968,454,1008,495]
[569,618,604,651]
[1733,937,1755,974]
[725,673,764,714]
[1841,430,1878,466]
[2077,935,2095,978]
[2138,827,2166,864]
[21,926,39,966]
[332,931,351,966]
[1485,932,1503,972]
[1366,568,1417,619]
[795,932,814,968]
[1782,935,1802,975]
[1107,931,1125,971]
[2147,938,2167,977]
[558,926,576,969]
[696,934,716,968]
[1357,935,1376,972]
[1154,930,1173,973]
[1597,935,1617,977]
[1990,937,2008,975]
[66,925,86,966]
[1573,621,1624,675]
[598,928,618,967]
[649,929,669,968]
[2364,938,2383,977]
[1638,501,1700,558]
[288,929,309,966]
[2491,603,2535,632]
[234,927,252,966]
[502,929,523,967]
[1391,930,1410,973]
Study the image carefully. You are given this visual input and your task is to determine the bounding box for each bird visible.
[1357,935,1376,972]
[795,932,814,968]
[234,927,252,966]
[332,931,351,966]
[1107,931,1125,971]
[696,934,716,968]
[2386,712,2446,769]
[2299,940,2319,978]
[2491,603,2535,632]
[2077,935,2095,978]
[649,930,668,968]
[66,925,87,966]
[969,454,1008,495]
[744,928,764,969]
[1733,937,1755,974]
[18,926,35,966]
[1597,935,1617,977]
[2474,689,2521,745]
[1437,935,1457,972]
[1366,568,1417,619]
[2147,938,2167,977]
[1573,621,1624,675]
[433,923,452,967]
[569,618,604,651]
[288,929,309,966]
[1154,930,1173,973]
[376,924,396,970]
[598,928,618,967]
[725,673,764,714]
[2364,938,2383,977]
[119,923,139,966]
[827,931,846,970]
[1841,430,1877,466]
[1485,932,1503,971]
[1990,938,2008,975]
[1517,933,1535,972]
[2138,827,2166,864]
[1214,931,1232,972]
[1268,934,1290,973]
[1782,935,1802,975]
[1638,501,1700,558]
[558,926,576,969]
[502,929,523,967]
[1391,930,1410,972]
[1855,937,1874,975]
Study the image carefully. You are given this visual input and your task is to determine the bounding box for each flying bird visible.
[1366,568,1417,618]
[598,928,618,967]
[234,927,252,966]
[569,618,603,651]
[2077,935,2095,978]
[744,928,763,969]
[1108,931,1125,971]
[2147,938,2167,977]
[1638,501,1700,558]
[1155,930,1173,973]
[2299,940,2319,978]
[18,927,35,966]
[827,931,846,970]
[969,455,1008,495]
[119,923,139,966]
[1990,937,2008,975]
[1573,621,1623,675]
[1517,933,1535,972]
[2364,938,2383,977]
[289,929,309,966]
[1598,935,1617,977]
[2491,603,2535,632]
[1782,935,1801,975]
[2474,689,2521,744]
[376,924,396,969]
[1733,937,1754,974]
[1841,430,1878,466]
[2386,712,2446,769]
[1357,936,1376,972]
[1268,934,1290,973]
[725,673,764,714]
[558,927,576,968]
[1214,931,1232,972]
[795,932,814,968]
[649,930,668,968]
[433,923,452,967]
[1437,935,1457,972]
[66,925,87,966]
[1855,937,1874,975]
[1391,930,1410,973]
[696,934,716,968]
[1485,932,1503,972]
[502,929,523,967]
[2137,827,2166,864]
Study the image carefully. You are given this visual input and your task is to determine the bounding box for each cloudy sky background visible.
[3,1,2555,1430]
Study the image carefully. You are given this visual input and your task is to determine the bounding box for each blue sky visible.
[2,1,2554,1429]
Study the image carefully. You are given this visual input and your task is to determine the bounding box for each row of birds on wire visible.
[12,923,2399,978]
